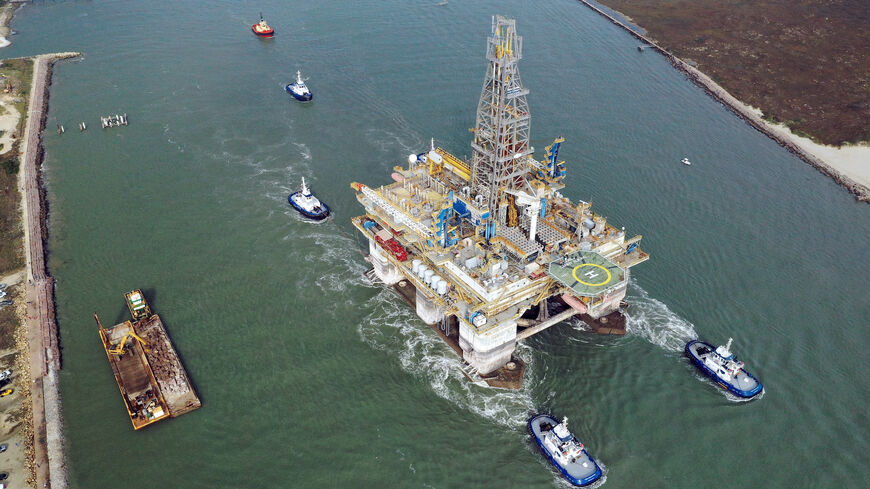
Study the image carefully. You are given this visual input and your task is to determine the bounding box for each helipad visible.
[548,251,626,296]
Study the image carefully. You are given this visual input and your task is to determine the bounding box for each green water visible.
[6,1,869,487]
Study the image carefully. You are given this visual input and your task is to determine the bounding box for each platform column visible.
[415,289,445,325]
[368,239,403,284]
[585,281,628,319]
[459,319,517,375]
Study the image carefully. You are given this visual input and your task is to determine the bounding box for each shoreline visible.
[0,2,21,48]
[577,0,870,202]
[16,51,80,489]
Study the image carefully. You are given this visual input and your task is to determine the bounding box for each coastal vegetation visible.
[597,0,870,146]
[0,284,19,350]
[0,58,31,275]
[0,154,21,275]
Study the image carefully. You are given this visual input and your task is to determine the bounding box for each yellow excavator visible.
[107,330,148,355]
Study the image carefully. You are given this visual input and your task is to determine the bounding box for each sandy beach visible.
[749,108,870,192]
[0,3,19,48]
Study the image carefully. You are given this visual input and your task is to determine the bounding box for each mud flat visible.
[576,0,870,202]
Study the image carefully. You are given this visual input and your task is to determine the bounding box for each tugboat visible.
[529,414,602,487]
[285,71,313,102]
[288,177,330,220]
[252,13,274,37]
[685,338,763,399]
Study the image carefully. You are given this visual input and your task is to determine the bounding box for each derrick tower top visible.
[470,16,532,213]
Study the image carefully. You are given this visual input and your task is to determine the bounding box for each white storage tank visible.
[423,269,435,284]
[436,280,448,295]
[430,275,442,288]
[412,259,422,274]
[418,266,429,279]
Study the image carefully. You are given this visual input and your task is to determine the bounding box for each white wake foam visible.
[624,282,697,352]
[307,230,371,294]
[358,290,535,427]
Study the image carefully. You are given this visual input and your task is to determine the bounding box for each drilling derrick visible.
[471,16,532,214]
[350,15,650,389]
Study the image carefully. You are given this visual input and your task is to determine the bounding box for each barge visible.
[97,290,200,430]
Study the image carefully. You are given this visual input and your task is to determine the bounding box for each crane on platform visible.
[505,188,545,242]
[107,331,148,356]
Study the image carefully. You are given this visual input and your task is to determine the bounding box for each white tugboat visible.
[285,70,313,102]
[685,337,763,399]
[529,414,602,486]
[288,177,330,220]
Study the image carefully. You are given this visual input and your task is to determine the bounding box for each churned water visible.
[5,0,869,487]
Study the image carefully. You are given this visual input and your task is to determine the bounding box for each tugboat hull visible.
[685,340,763,398]
[252,26,274,37]
[529,414,602,487]
[285,85,313,101]
[288,192,329,220]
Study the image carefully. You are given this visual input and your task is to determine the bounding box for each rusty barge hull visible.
[135,314,201,417]
[97,292,200,430]
[99,321,169,430]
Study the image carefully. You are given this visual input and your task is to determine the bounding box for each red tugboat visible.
[252,13,274,37]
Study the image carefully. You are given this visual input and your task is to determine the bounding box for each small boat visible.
[288,177,330,220]
[681,157,691,165]
[529,414,602,487]
[252,13,274,37]
[285,70,313,102]
[685,338,763,399]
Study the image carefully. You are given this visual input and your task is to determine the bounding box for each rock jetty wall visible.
[19,51,81,489]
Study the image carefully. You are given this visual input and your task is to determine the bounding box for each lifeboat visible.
[252,13,274,37]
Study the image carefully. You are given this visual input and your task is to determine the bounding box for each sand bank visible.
[577,0,870,202]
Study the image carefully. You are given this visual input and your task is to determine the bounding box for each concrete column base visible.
[459,319,517,375]
[369,240,402,285]
[585,284,627,319]
[415,289,444,325]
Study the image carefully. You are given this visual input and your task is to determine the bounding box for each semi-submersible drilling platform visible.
[351,16,648,388]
